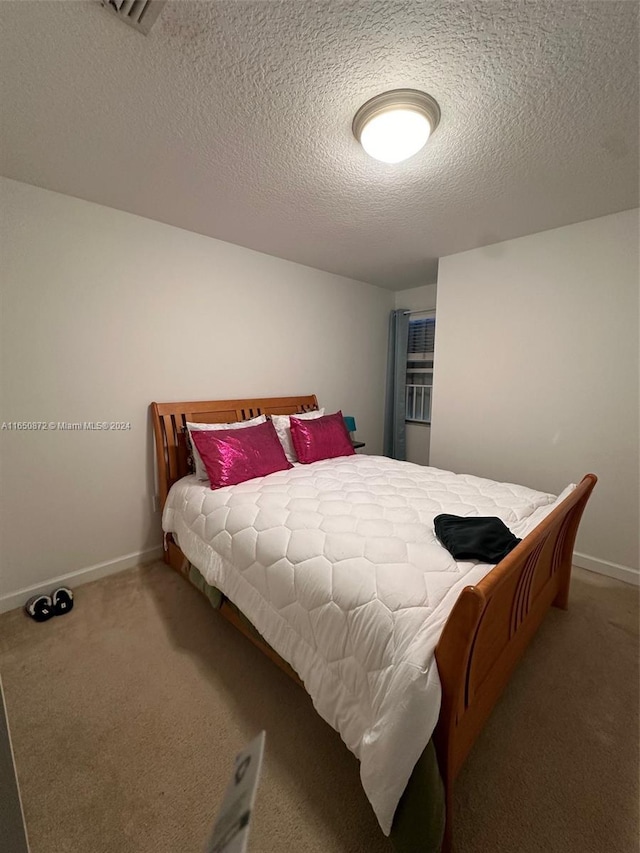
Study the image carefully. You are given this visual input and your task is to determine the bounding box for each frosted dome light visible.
[353,89,440,165]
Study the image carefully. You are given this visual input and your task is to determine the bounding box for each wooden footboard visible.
[433,473,597,851]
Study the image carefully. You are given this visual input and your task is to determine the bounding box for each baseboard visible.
[0,545,164,614]
[573,551,639,587]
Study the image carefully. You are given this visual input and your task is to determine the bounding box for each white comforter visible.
[162,455,571,834]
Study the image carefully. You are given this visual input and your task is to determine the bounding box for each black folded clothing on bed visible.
[433,515,522,563]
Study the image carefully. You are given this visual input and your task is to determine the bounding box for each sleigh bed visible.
[151,394,596,852]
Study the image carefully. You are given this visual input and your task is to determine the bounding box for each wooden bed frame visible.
[151,394,597,852]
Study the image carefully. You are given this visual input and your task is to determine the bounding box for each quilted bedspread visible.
[162,455,568,834]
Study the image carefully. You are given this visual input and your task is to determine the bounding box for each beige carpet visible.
[0,563,637,853]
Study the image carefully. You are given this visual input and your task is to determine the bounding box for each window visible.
[406,314,435,424]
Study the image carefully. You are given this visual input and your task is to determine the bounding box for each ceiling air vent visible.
[98,0,166,36]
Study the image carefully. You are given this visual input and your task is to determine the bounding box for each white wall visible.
[395,283,438,466]
[0,178,394,607]
[431,209,639,582]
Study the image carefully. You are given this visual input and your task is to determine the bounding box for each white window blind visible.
[406,314,435,424]
[408,316,435,356]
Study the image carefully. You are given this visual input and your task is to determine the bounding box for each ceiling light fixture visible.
[353,89,441,164]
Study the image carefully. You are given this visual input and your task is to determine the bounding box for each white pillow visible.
[271,409,325,462]
[187,415,267,480]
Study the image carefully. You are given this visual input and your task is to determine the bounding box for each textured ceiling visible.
[1,1,638,290]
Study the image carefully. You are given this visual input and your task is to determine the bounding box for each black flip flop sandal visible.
[25,594,54,623]
[51,587,74,616]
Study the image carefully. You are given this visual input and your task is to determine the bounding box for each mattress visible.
[162,455,572,834]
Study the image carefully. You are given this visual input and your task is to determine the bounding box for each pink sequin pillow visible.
[289,411,355,464]
[191,419,292,488]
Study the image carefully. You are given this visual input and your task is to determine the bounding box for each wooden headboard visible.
[151,394,319,506]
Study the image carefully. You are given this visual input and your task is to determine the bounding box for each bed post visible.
[551,480,595,610]
[433,587,485,852]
